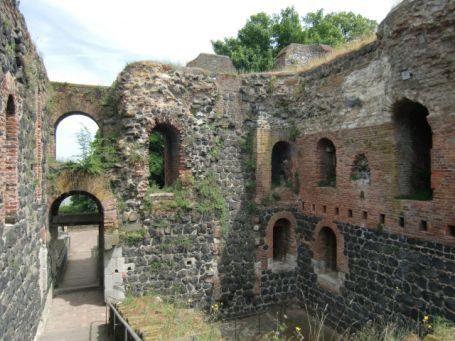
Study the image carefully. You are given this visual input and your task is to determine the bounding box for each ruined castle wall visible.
[240,0,455,327]
[39,0,455,331]
[0,0,49,339]
[111,63,256,306]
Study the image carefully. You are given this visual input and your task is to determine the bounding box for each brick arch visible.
[255,127,297,199]
[49,171,118,231]
[265,211,298,262]
[312,220,348,273]
[54,111,100,131]
[48,82,109,159]
[1,72,20,224]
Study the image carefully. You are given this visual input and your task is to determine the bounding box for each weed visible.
[238,131,254,155]
[150,259,162,273]
[272,192,281,201]
[195,172,228,240]
[243,159,256,172]
[268,75,277,94]
[318,176,336,187]
[289,124,300,142]
[120,229,145,245]
[261,195,273,206]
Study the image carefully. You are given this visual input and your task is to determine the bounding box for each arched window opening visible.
[317,138,336,187]
[149,124,180,188]
[393,99,432,200]
[55,113,99,161]
[271,141,291,187]
[5,95,18,223]
[351,154,370,184]
[320,227,337,273]
[6,95,15,115]
[273,218,290,261]
[49,192,103,290]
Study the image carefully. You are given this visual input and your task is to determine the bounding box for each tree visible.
[212,12,274,72]
[212,7,377,72]
[58,194,98,215]
[271,7,304,53]
[75,124,92,160]
[302,10,377,46]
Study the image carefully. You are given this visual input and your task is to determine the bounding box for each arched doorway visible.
[49,191,104,292]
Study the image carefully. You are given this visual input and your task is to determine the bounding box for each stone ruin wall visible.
[0,0,50,339]
[105,0,455,327]
[0,0,454,339]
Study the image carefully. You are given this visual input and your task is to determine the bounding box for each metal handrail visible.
[106,300,142,341]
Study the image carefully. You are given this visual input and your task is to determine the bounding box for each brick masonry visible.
[0,0,454,339]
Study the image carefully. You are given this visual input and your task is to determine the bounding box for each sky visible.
[56,116,99,161]
[20,0,398,159]
[20,0,399,86]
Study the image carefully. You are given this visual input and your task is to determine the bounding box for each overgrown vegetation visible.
[148,131,165,188]
[120,229,145,245]
[195,172,228,239]
[212,7,377,72]
[116,293,222,340]
[61,127,120,176]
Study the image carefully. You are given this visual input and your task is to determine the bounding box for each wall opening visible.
[313,225,346,292]
[271,141,291,187]
[393,98,432,200]
[149,124,180,188]
[265,213,297,273]
[351,154,370,184]
[317,138,336,187]
[273,218,290,262]
[49,191,103,292]
[319,227,337,273]
[55,112,99,161]
[5,95,18,223]
[6,95,15,115]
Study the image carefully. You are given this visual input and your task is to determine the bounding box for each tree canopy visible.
[212,7,377,72]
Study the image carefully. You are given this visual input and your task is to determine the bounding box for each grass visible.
[269,33,377,76]
[116,293,222,341]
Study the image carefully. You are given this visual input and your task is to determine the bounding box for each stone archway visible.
[48,170,126,300]
[49,190,104,291]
